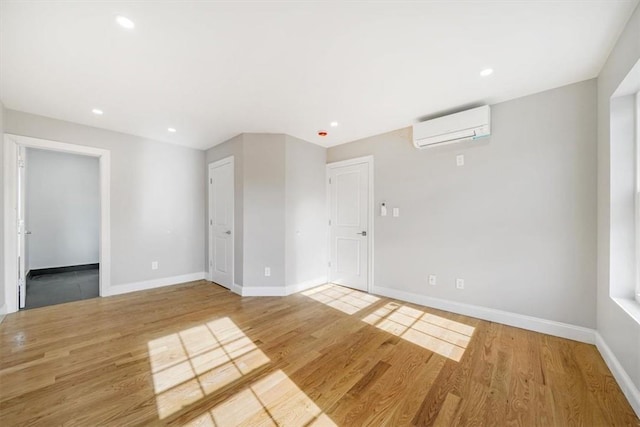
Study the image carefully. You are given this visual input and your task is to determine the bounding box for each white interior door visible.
[17,145,26,309]
[328,160,370,291]
[209,157,234,289]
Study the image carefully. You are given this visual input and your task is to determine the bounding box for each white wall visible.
[596,1,640,406]
[25,148,99,270]
[328,79,598,328]
[5,110,205,289]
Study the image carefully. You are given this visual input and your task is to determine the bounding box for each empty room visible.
[1,1,639,426]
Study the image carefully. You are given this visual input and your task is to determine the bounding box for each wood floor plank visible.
[0,281,637,426]
[326,360,391,424]
[433,392,462,427]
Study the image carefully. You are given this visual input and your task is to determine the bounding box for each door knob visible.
[225,230,231,235]
[356,231,367,236]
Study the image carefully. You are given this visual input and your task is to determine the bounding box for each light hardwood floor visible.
[0,281,638,426]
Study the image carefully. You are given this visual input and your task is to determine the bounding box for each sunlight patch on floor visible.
[362,302,475,361]
[148,317,270,419]
[301,284,379,314]
[183,370,337,427]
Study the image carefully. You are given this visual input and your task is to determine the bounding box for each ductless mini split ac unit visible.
[413,105,491,149]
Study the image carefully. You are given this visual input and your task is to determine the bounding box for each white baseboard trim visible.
[238,277,327,297]
[372,285,596,344]
[286,277,327,295]
[0,303,7,315]
[231,283,242,296]
[105,272,206,296]
[241,286,288,297]
[595,332,640,417]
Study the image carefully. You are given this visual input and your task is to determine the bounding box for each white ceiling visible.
[1,1,637,150]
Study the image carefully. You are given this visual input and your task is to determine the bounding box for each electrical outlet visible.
[264,267,271,277]
[456,154,465,166]
[151,261,158,270]
[456,278,464,289]
[428,275,436,286]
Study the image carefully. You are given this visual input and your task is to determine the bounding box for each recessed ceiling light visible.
[167,128,176,133]
[92,108,103,115]
[116,15,135,29]
[330,121,339,127]
[480,68,494,77]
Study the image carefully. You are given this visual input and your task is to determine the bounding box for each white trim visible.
[104,272,205,296]
[231,283,242,295]
[326,155,374,170]
[595,332,640,417]
[207,156,234,289]
[326,155,374,293]
[236,277,328,297]
[326,164,331,286]
[0,303,7,315]
[372,285,596,344]
[3,134,111,313]
[636,91,640,304]
[241,286,288,297]
[613,297,640,325]
[3,137,18,313]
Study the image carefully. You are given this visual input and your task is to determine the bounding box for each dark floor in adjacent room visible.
[25,268,99,309]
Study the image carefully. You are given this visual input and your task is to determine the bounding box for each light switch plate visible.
[393,208,400,217]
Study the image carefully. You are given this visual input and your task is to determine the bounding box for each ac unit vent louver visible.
[413,105,491,149]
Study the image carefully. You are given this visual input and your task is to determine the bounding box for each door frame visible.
[3,134,111,313]
[17,145,26,309]
[326,155,374,293]
[207,156,234,289]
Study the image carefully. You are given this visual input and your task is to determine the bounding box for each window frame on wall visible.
[636,90,640,304]
[609,58,640,324]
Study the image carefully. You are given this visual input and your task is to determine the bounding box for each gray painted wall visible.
[243,134,287,287]
[205,134,244,286]
[26,148,99,270]
[285,135,328,287]
[328,79,597,328]
[597,3,640,393]
[4,110,205,288]
[205,133,327,290]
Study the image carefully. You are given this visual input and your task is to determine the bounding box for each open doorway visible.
[22,147,100,309]
[4,134,111,314]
